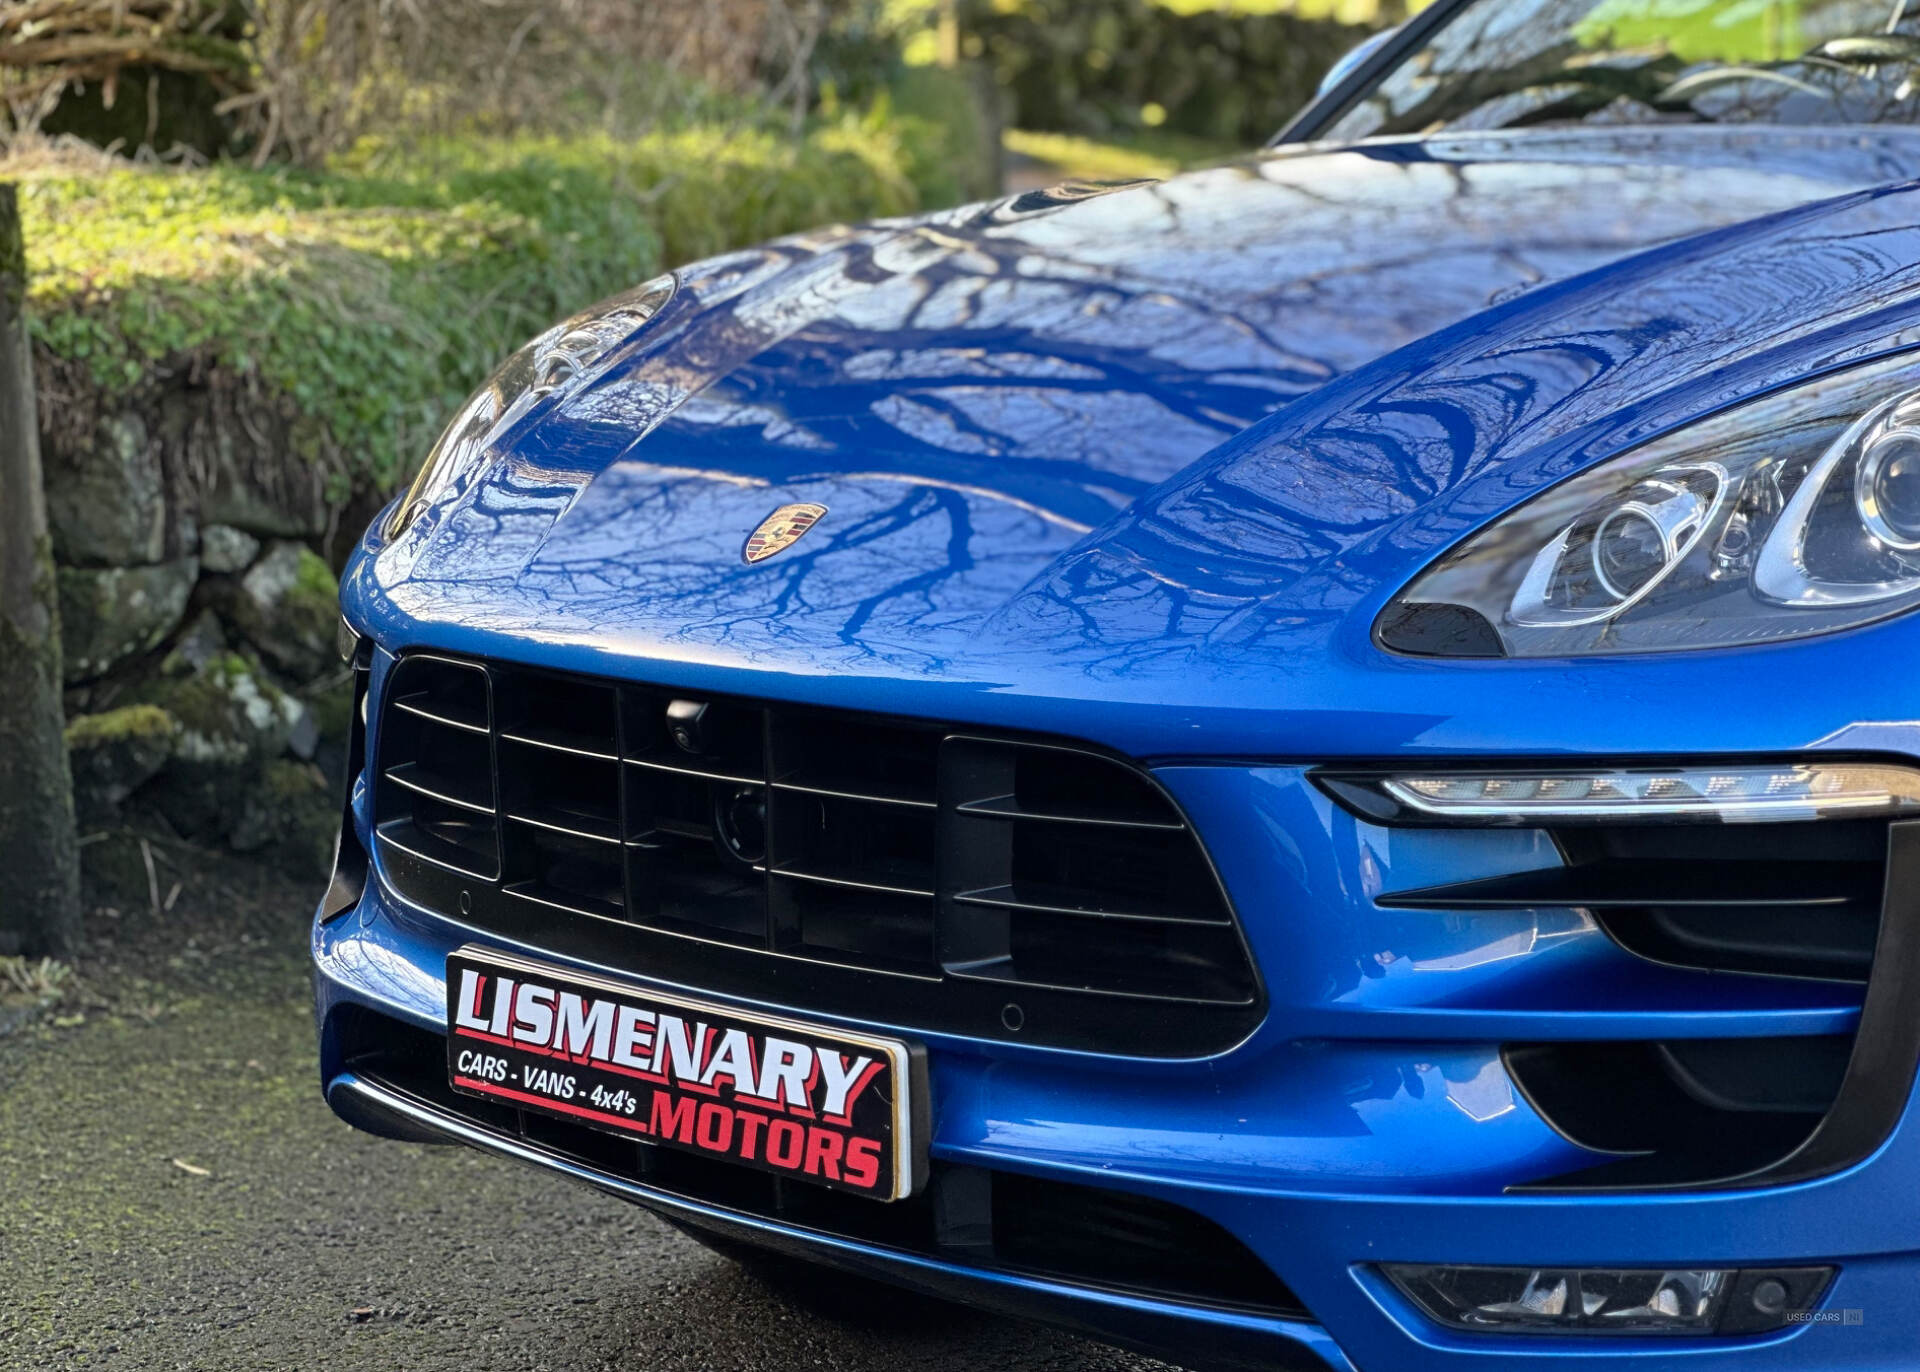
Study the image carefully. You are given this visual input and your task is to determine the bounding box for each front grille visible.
[373,653,1262,1056]
[337,1007,1309,1321]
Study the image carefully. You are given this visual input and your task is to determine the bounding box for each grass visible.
[1003,126,1243,182]
[1,955,71,1001]
[1152,0,1414,20]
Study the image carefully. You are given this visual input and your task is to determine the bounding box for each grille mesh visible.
[373,654,1260,1052]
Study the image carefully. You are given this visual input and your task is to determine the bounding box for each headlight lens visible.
[384,275,675,539]
[1378,353,1920,656]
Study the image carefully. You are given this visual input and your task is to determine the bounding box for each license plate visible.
[445,946,925,1201]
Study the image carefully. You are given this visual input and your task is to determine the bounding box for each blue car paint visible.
[318,120,1920,1370]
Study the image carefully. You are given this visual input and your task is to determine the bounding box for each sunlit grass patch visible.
[1003,127,1241,182]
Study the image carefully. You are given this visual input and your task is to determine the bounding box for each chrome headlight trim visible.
[1380,352,1920,657]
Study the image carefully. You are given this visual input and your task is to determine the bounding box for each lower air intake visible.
[336,1006,1309,1321]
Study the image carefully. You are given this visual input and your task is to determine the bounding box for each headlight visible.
[384,275,675,539]
[1378,353,1920,657]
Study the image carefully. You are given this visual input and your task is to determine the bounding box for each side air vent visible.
[1379,819,1887,982]
[1360,785,1920,1195]
[1504,1037,1851,1189]
[372,655,1262,1056]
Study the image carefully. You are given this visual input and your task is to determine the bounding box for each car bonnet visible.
[354,124,1920,731]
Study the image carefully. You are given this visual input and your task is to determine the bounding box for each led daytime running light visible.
[1355,762,1920,823]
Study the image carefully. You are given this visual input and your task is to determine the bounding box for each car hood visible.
[356,124,1920,750]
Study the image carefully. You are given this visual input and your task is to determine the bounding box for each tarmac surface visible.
[0,841,1168,1371]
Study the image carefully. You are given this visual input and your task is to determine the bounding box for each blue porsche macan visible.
[312,1,1920,1367]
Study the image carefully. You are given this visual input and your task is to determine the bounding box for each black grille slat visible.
[380,811,499,880]
[954,883,1233,927]
[771,713,940,809]
[495,672,617,759]
[373,655,1262,1054]
[623,690,762,782]
[1378,859,1878,911]
[1346,789,1899,1191]
[393,695,489,734]
[502,743,623,844]
[773,791,938,895]
[385,760,493,815]
[953,794,1183,830]
[775,877,939,975]
[1567,821,1885,983]
[391,657,489,734]
[961,915,1262,1005]
[997,755,1182,831]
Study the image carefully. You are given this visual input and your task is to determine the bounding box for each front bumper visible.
[313,558,1920,1372]
[324,1063,1348,1371]
[316,732,1920,1372]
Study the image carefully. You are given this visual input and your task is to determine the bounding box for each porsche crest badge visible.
[743,503,827,564]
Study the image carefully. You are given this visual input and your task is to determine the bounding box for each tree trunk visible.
[0,182,81,956]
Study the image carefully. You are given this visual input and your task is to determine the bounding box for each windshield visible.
[1323,0,1920,139]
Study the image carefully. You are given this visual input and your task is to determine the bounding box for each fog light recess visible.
[1385,1264,1836,1336]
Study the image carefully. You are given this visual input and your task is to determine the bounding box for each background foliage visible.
[5,1,836,164]
[26,107,965,504]
[961,0,1368,146]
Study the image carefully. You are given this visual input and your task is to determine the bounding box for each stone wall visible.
[45,359,350,881]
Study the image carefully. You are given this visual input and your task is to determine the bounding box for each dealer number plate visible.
[445,946,924,1201]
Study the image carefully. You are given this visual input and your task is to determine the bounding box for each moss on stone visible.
[64,703,178,749]
[292,545,336,597]
[229,543,340,682]
[227,759,335,876]
[136,650,298,768]
[280,545,342,655]
[65,704,179,819]
[55,558,198,684]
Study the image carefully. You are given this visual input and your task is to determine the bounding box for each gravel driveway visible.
[0,841,1164,1372]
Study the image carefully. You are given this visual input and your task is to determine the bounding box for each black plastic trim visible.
[1509,819,1920,1192]
[318,665,370,924]
[323,1004,1316,1351]
[1729,819,1920,1187]
[1271,0,1475,145]
[1379,860,1874,911]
